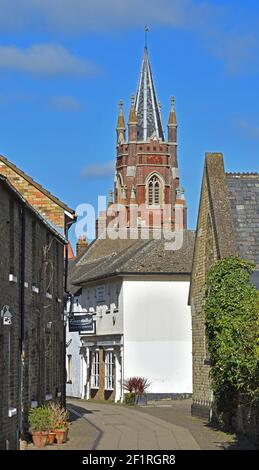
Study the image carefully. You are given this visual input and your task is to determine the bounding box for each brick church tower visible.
[98,46,187,236]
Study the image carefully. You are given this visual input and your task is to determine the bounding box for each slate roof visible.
[189,154,259,302]
[226,173,259,267]
[135,47,164,141]
[69,230,195,286]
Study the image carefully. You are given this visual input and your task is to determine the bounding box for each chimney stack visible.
[76,235,88,258]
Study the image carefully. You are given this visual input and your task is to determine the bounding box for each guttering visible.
[73,271,192,286]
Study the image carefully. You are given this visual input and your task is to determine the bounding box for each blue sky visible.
[0,0,259,246]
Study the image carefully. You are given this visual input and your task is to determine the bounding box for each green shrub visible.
[204,256,259,417]
[28,406,51,432]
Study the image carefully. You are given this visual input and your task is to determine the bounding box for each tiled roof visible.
[70,230,195,286]
[0,175,66,243]
[226,173,259,267]
[0,154,75,215]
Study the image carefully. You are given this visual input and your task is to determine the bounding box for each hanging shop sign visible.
[69,314,95,334]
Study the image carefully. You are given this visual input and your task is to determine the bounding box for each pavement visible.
[140,399,255,450]
[68,399,200,450]
[27,398,256,451]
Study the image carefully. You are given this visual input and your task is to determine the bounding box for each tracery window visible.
[148,175,161,205]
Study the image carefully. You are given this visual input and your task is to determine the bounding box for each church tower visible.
[99,46,187,236]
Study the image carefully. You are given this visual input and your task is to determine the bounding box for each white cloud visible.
[81,160,115,179]
[0,44,98,78]
[0,0,214,33]
[50,95,82,112]
[0,1,258,76]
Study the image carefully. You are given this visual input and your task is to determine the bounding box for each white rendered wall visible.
[123,279,192,394]
[66,281,123,398]
[80,280,123,336]
[66,296,83,398]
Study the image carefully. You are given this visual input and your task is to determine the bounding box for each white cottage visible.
[66,232,195,402]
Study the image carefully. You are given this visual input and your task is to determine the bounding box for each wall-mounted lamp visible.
[1,305,13,326]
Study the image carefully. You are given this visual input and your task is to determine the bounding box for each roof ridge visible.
[0,174,66,243]
[226,172,259,176]
[0,154,75,213]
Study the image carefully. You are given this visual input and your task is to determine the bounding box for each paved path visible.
[68,399,200,450]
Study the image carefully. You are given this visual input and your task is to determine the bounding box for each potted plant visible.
[123,377,150,406]
[47,407,56,445]
[48,402,69,444]
[123,378,136,405]
[124,392,136,405]
[134,377,150,405]
[28,406,51,448]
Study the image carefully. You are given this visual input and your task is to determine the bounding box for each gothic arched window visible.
[116,173,123,203]
[147,175,162,206]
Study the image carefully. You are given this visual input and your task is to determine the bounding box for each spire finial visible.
[118,98,124,116]
[116,98,126,133]
[144,25,149,48]
[168,96,177,127]
[128,94,137,124]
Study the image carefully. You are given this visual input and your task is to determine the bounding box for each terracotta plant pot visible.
[55,429,66,445]
[31,431,48,448]
[63,428,69,443]
[48,432,56,445]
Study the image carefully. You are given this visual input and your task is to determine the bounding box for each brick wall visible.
[190,172,218,418]
[0,182,65,449]
[0,159,65,229]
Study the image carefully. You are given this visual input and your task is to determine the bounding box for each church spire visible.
[128,94,137,142]
[168,96,177,144]
[116,99,126,144]
[135,47,164,142]
[168,96,177,126]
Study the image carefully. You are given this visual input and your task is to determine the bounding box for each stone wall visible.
[0,182,65,450]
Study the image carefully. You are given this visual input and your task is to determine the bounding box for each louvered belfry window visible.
[148,175,161,205]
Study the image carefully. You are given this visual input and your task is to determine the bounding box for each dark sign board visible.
[69,314,95,334]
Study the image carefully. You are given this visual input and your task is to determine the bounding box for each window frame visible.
[104,351,115,391]
[91,351,100,389]
[67,354,72,384]
[146,174,163,207]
